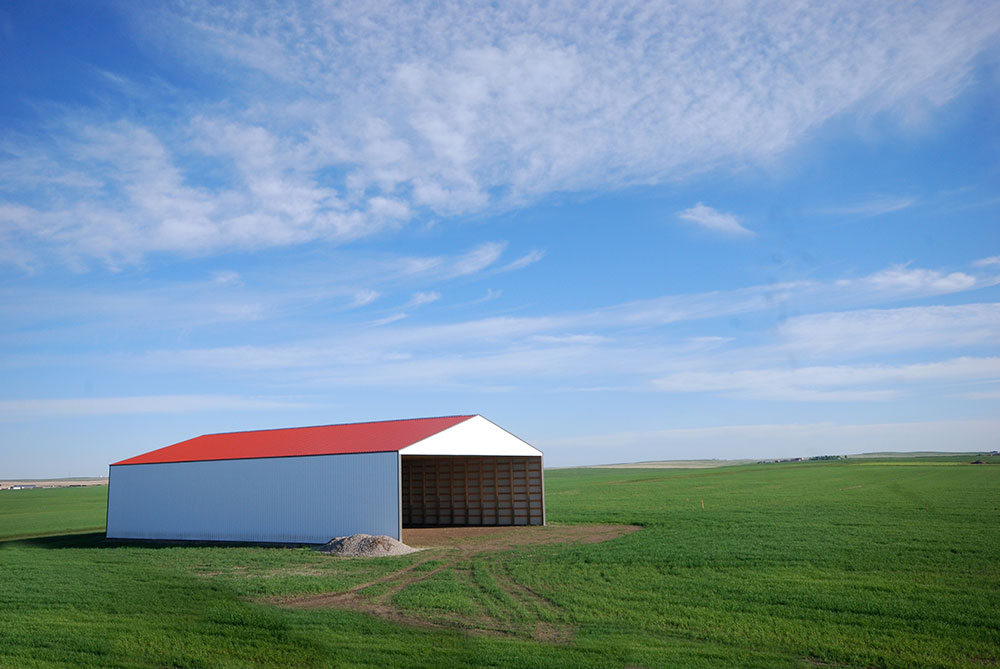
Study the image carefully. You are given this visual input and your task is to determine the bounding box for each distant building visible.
[106,415,545,543]
[9,484,38,490]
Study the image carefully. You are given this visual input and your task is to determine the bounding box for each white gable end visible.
[400,415,541,457]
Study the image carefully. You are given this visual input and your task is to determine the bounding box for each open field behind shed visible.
[1,456,999,667]
[1,477,108,490]
[579,459,756,469]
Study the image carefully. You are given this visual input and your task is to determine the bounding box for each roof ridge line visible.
[195,414,478,439]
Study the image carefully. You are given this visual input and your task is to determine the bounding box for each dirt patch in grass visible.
[402,523,640,550]
[275,524,638,642]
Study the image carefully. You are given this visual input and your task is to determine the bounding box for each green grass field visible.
[1,457,998,668]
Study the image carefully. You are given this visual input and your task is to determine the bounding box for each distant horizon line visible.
[6,449,997,480]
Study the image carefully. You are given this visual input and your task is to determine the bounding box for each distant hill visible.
[575,451,998,469]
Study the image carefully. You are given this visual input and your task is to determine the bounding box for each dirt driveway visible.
[401,523,639,550]
[277,524,640,641]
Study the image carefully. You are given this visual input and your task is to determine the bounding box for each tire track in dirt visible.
[494,563,559,614]
[275,552,441,608]
[466,560,526,630]
[273,524,639,642]
[370,552,473,606]
[489,562,573,643]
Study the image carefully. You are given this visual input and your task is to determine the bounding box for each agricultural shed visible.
[106,415,544,543]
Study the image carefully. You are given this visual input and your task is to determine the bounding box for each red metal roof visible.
[112,415,475,465]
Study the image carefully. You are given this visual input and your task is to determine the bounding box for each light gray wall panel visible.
[107,452,400,543]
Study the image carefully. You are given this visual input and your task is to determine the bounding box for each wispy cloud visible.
[452,288,502,308]
[3,2,997,265]
[677,204,754,237]
[960,389,1000,399]
[450,242,506,277]
[117,261,999,397]
[0,395,309,421]
[211,270,243,286]
[539,419,1000,466]
[833,264,986,299]
[350,289,380,307]
[4,260,991,352]
[973,256,1000,267]
[652,357,1000,401]
[817,196,916,217]
[408,291,441,307]
[368,313,408,327]
[2,258,994,408]
[498,249,544,272]
[0,241,523,342]
[777,303,1000,356]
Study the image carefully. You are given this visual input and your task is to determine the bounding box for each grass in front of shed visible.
[2,455,999,667]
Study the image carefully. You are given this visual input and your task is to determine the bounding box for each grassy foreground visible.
[1,457,998,668]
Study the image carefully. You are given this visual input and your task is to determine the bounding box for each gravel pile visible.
[315,533,418,557]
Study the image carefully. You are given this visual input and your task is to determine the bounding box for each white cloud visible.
[0,121,385,266]
[3,2,998,264]
[840,265,979,296]
[677,203,754,237]
[973,256,1000,267]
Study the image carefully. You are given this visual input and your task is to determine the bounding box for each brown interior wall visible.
[401,455,544,527]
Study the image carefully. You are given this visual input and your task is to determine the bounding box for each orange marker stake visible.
[701,499,705,509]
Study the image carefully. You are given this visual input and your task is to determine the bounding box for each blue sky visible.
[2,1,999,476]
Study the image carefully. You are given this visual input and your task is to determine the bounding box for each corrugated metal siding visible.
[106,451,400,543]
